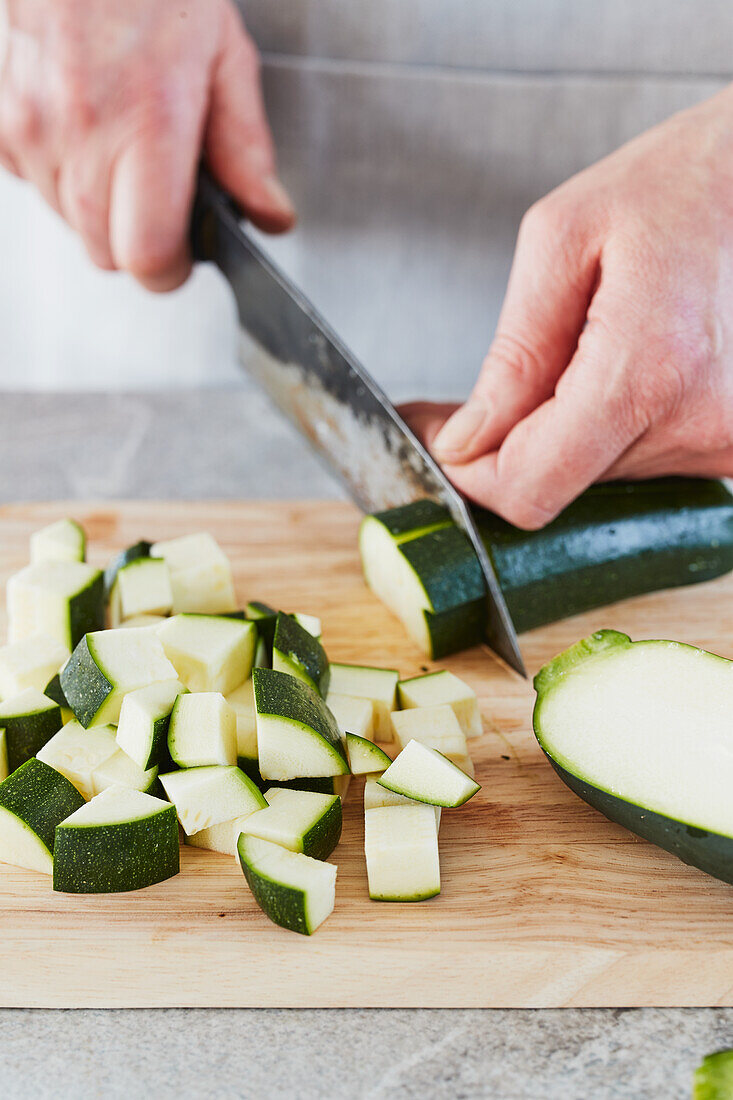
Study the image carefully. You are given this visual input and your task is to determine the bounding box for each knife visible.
[191,172,526,677]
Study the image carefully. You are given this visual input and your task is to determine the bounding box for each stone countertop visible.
[0,390,730,1100]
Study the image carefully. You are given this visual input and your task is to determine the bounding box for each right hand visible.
[0,0,295,291]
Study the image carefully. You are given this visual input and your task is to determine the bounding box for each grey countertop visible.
[0,390,731,1100]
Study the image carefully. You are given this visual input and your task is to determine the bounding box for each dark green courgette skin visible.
[253,668,348,768]
[0,759,84,852]
[544,753,733,886]
[53,806,180,893]
[69,571,105,648]
[104,541,151,599]
[301,796,342,860]
[477,478,733,633]
[3,704,63,774]
[272,613,330,696]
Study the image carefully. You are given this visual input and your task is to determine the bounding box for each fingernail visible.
[261,174,296,219]
[433,403,486,461]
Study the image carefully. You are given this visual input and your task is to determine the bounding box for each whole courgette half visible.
[360,478,733,658]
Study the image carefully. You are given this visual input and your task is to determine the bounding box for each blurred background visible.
[1,0,730,399]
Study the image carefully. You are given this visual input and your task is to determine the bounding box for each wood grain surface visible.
[2,500,733,1009]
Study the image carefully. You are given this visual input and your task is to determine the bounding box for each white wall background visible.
[0,1,730,395]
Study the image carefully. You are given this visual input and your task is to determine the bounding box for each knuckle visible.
[484,331,543,388]
[500,494,556,531]
[1,96,42,148]
[519,197,569,243]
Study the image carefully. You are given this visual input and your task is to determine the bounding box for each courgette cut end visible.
[30,519,86,565]
[346,733,392,775]
[378,739,480,807]
[237,833,337,935]
[533,632,733,883]
[254,668,348,782]
[243,787,342,860]
[159,764,266,835]
[0,758,84,874]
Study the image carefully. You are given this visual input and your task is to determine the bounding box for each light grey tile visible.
[241,0,733,77]
[256,62,723,401]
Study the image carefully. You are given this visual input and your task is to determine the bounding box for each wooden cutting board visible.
[2,499,733,1008]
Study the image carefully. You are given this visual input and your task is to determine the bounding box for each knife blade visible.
[191,172,526,677]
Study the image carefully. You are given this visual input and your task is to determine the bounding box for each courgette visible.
[157,613,256,695]
[253,668,349,782]
[7,561,104,650]
[533,629,733,886]
[326,693,374,741]
[116,679,183,770]
[30,519,86,565]
[346,733,392,775]
[378,740,480,807]
[0,635,69,700]
[363,774,441,829]
[364,804,441,901]
[237,833,337,935]
[272,612,330,696]
[167,691,237,768]
[53,786,180,893]
[0,758,84,874]
[37,719,155,799]
[398,670,482,739]
[362,480,733,657]
[390,704,469,766]
[61,627,178,727]
[104,540,152,599]
[109,557,173,626]
[151,532,236,614]
[226,678,258,776]
[242,788,342,860]
[0,689,62,774]
[159,764,266,835]
[327,664,398,741]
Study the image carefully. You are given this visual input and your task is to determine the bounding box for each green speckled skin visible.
[237,835,311,935]
[1,700,62,774]
[253,668,348,769]
[300,795,342,860]
[68,571,105,648]
[60,635,114,728]
[43,673,69,709]
[268,776,347,796]
[104,540,151,599]
[53,804,179,893]
[272,612,330,697]
[479,477,733,634]
[694,1051,733,1099]
[0,759,84,853]
[371,500,451,541]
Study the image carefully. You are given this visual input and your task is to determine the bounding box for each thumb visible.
[205,5,295,233]
[433,202,599,465]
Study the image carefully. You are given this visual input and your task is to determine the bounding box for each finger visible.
[205,6,295,234]
[58,152,115,271]
[397,401,459,450]
[432,201,599,465]
[442,308,646,528]
[109,94,206,291]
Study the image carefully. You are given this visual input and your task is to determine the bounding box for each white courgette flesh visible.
[7,561,104,650]
[364,804,441,901]
[157,613,256,695]
[326,692,374,741]
[159,764,266,835]
[185,814,256,857]
[359,516,434,652]
[37,719,155,799]
[345,733,392,775]
[534,631,733,852]
[0,758,85,874]
[61,628,178,727]
[226,678,258,769]
[241,788,342,860]
[0,635,69,699]
[398,670,482,739]
[151,532,237,614]
[363,775,441,829]
[115,679,184,770]
[327,663,398,741]
[53,785,180,893]
[110,558,173,625]
[167,692,237,768]
[254,668,350,781]
[237,833,337,936]
[30,519,86,565]
[390,704,470,766]
[378,739,480,807]
[291,613,322,639]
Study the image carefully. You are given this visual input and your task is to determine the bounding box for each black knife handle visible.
[190,169,244,263]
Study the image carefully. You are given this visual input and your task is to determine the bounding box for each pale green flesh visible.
[167,692,237,768]
[359,518,433,653]
[398,670,482,739]
[326,693,374,740]
[61,785,171,827]
[86,628,178,724]
[242,788,338,852]
[327,663,398,741]
[0,635,69,699]
[536,640,733,837]
[226,679,258,759]
[157,614,255,695]
[37,720,153,799]
[0,803,53,874]
[378,739,480,807]
[30,519,85,565]
[151,533,236,614]
[186,814,254,856]
[257,713,349,781]
[346,733,392,775]
[7,561,100,648]
[159,765,265,835]
[113,558,173,623]
[390,704,469,764]
[364,804,440,901]
[363,775,441,828]
[238,834,336,933]
[115,679,183,769]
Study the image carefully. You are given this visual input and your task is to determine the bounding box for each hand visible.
[0,0,294,291]
[402,86,733,529]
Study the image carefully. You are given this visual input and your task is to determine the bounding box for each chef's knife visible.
[191,172,526,677]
